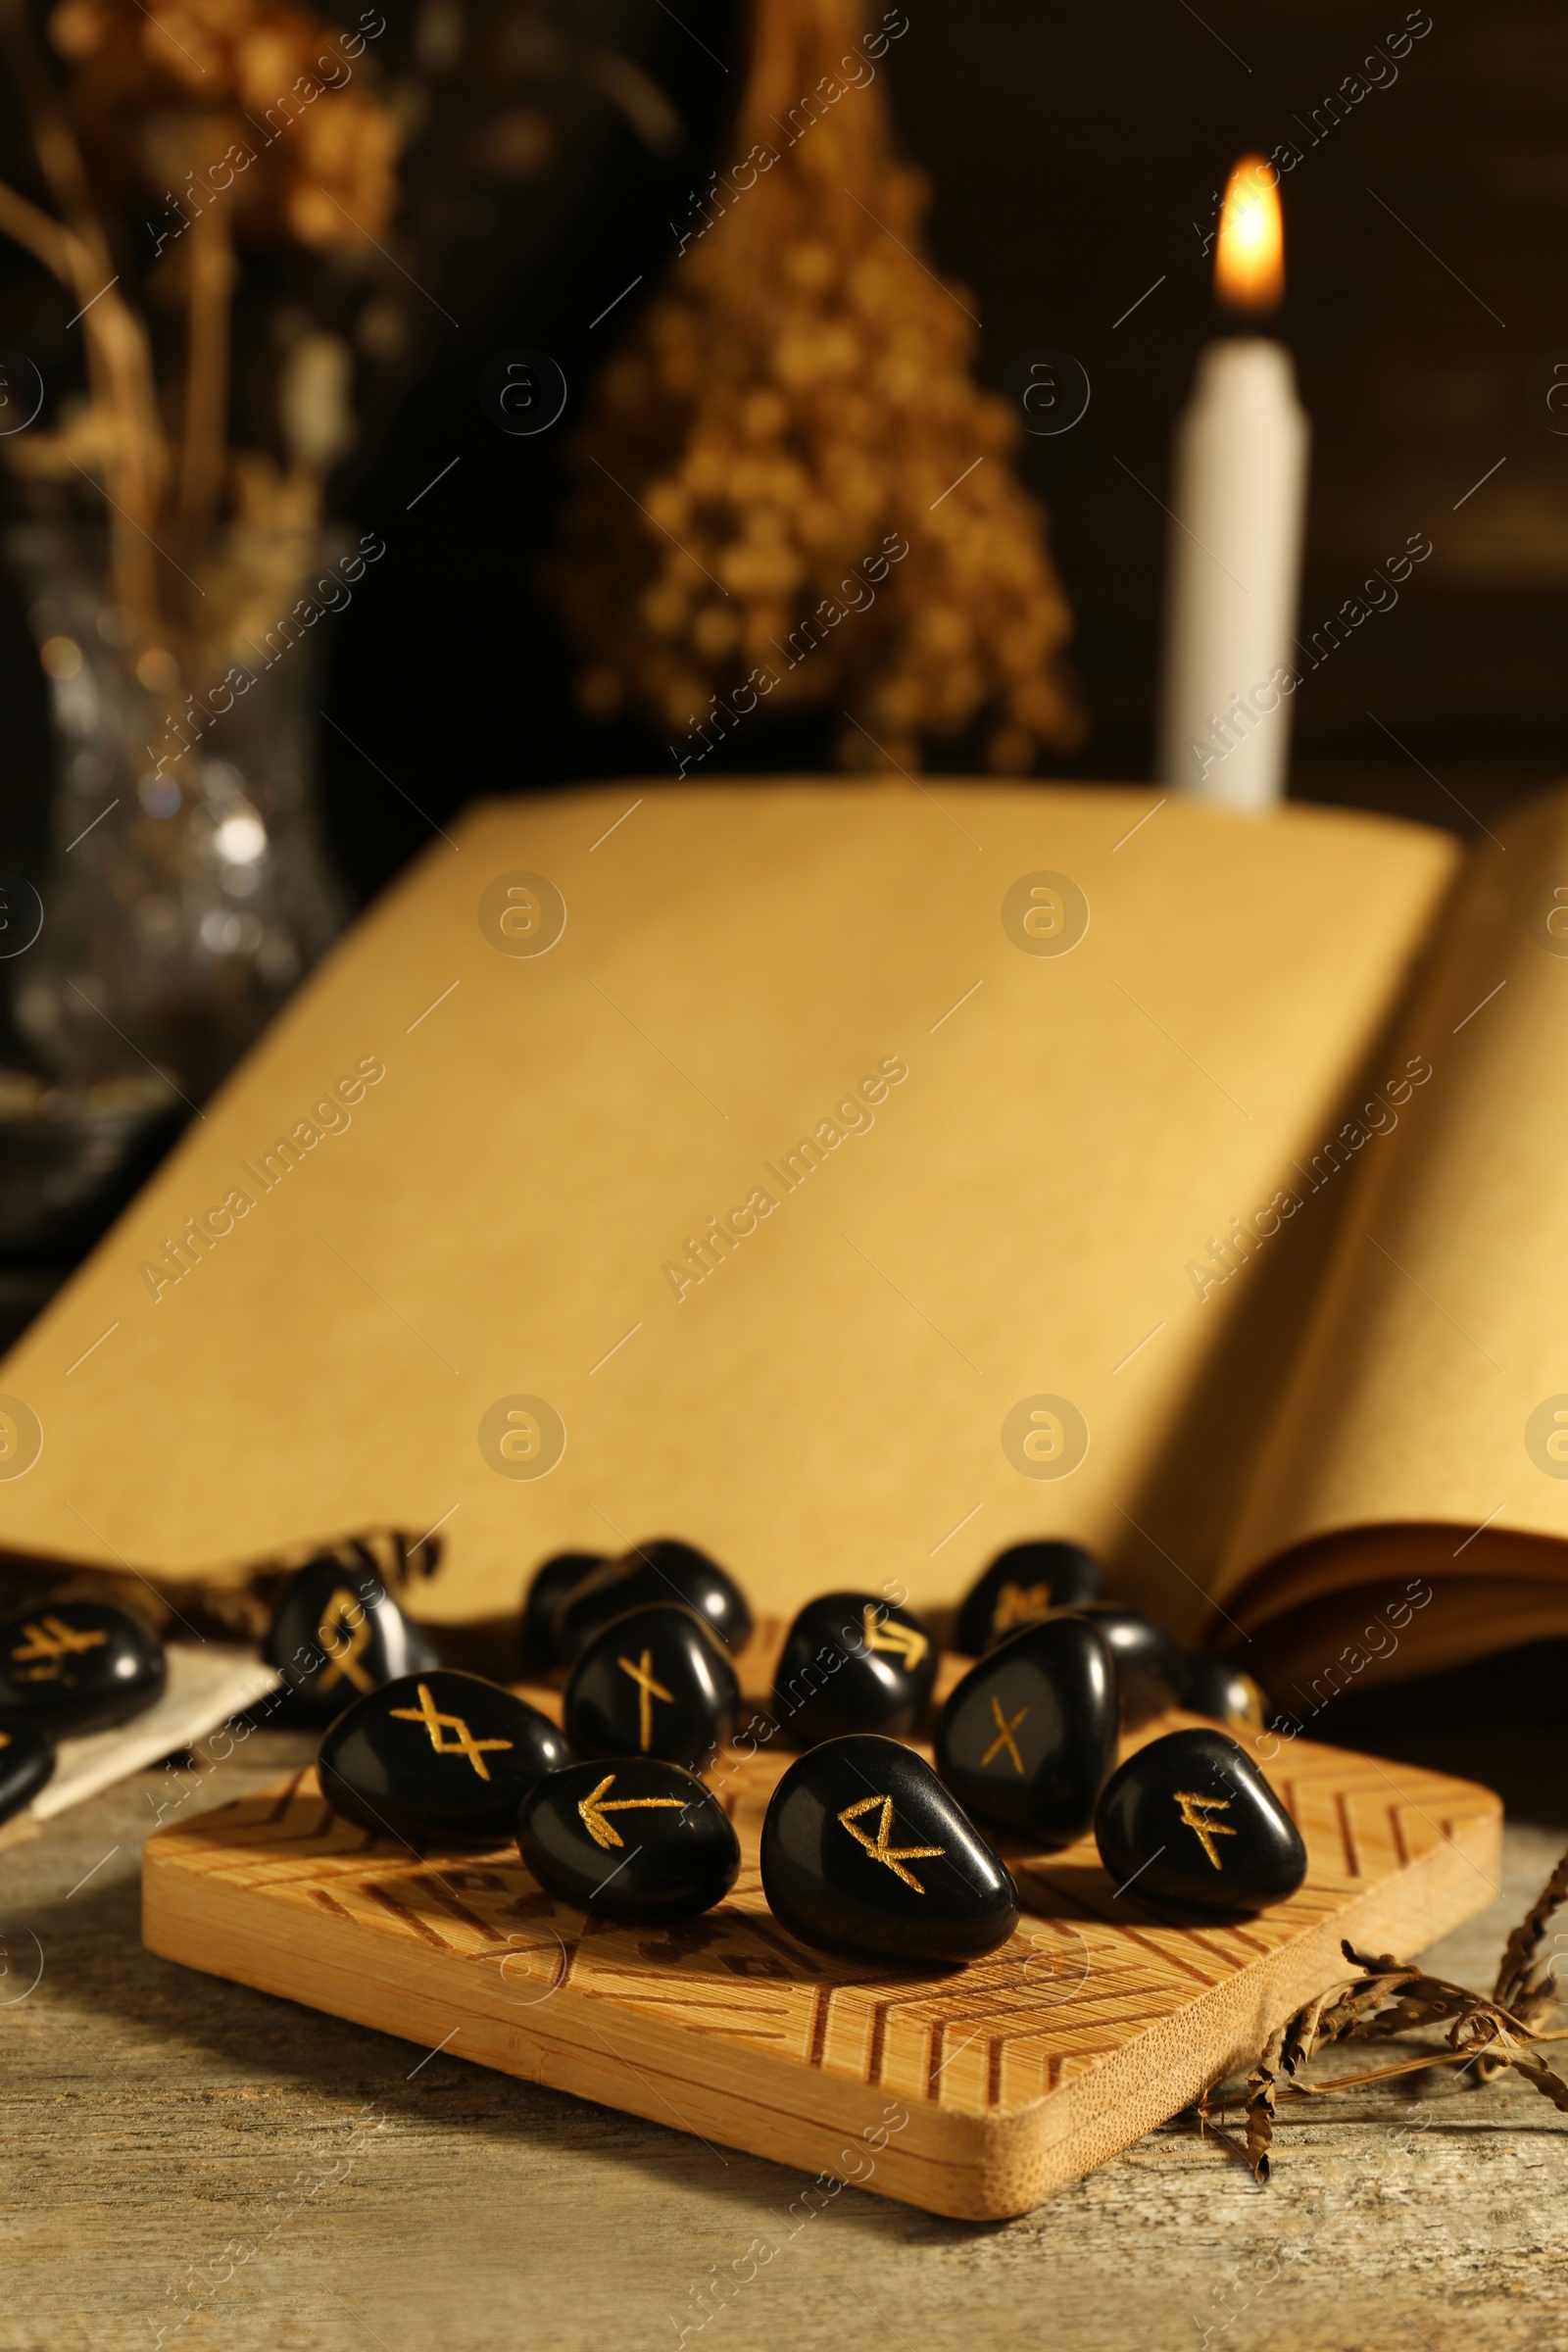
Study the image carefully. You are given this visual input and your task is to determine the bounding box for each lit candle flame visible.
[1214,155,1284,315]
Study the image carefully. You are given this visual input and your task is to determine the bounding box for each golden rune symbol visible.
[577,1772,685,1851]
[10,1615,109,1672]
[617,1647,674,1753]
[990,1580,1053,1639]
[388,1682,514,1782]
[980,1694,1029,1775]
[316,1588,375,1693]
[837,1794,946,1893]
[860,1606,929,1670]
[1174,1789,1236,1871]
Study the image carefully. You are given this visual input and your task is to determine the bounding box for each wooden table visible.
[6,1726,1568,2351]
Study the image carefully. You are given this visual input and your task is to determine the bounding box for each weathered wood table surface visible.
[6,1725,1568,2351]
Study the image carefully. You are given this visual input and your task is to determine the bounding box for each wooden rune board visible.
[142,1670,1501,2222]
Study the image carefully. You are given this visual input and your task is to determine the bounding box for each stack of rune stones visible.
[278,1534,1303,1968]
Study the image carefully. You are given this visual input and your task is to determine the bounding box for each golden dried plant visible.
[0,0,398,659]
[547,0,1082,774]
[50,0,398,250]
[1197,1854,1568,2184]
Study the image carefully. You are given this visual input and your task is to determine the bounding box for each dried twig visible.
[0,0,168,631]
[0,0,403,660]
[1210,1844,1568,2180]
[1494,1845,1568,2016]
[177,204,235,555]
[1244,2022,1286,2181]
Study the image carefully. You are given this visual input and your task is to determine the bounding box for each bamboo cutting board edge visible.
[141,1799,1497,2219]
[140,1733,1502,2222]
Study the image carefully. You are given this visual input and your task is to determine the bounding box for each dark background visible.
[1,0,1563,909]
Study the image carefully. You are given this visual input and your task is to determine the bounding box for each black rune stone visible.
[760,1735,1019,1964]
[1058,1603,1188,1721]
[771,1592,939,1747]
[552,1540,753,1662]
[265,1557,438,1725]
[953,1541,1104,1656]
[1181,1651,1271,1730]
[1094,1727,1307,1914]
[517,1758,740,1923]
[935,1614,1117,1846]
[518,1550,606,1675]
[0,1599,165,1735]
[319,1669,573,1846]
[0,1719,55,1825]
[564,1602,739,1771]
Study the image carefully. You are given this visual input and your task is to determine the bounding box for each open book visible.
[2,780,1564,1714]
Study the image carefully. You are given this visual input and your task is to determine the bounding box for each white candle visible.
[1159,158,1310,810]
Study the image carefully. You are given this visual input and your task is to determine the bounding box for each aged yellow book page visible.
[0,783,1456,1632]
[1220,785,1568,1686]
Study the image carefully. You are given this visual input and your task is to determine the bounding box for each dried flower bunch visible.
[549,0,1081,774]
[1200,1842,1568,2181]
[0,0,397,670]
[51,0,397,250]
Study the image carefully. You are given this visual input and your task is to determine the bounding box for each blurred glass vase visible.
[9,519,348,1105]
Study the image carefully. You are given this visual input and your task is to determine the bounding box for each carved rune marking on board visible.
[617,1648,674,1752]
[1174,1789,1236,1870]
[838,1795,946,1893]
[860,1607,929,1669]
[388,1682,514,1782]
[980,1696,1029,1775]
[317,1589,375,1693]
[578,1773,685,1850]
